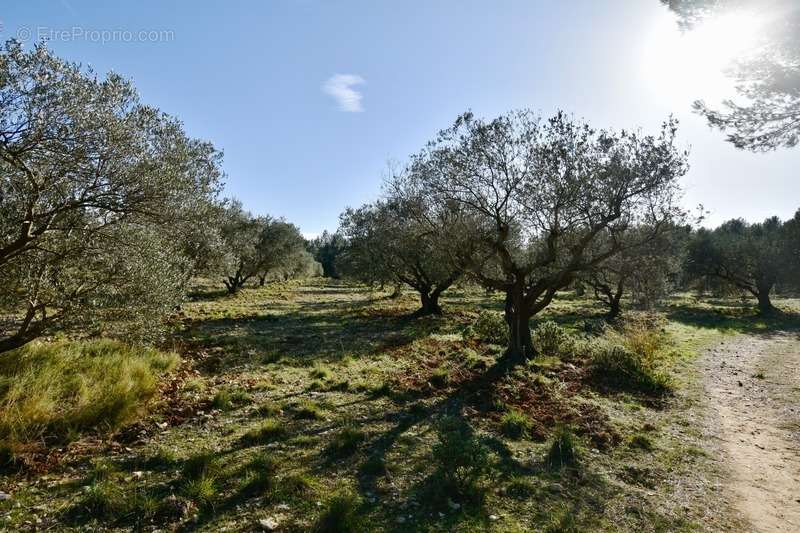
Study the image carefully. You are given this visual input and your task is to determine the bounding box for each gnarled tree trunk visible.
[417,291,443,315]
[504,283,534,362]
[755,279,776,314]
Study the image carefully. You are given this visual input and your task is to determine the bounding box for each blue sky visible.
[3,0,797,236]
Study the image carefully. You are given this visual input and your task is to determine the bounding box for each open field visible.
[2,279,798,531]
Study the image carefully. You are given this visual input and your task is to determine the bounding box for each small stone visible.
[0,492,11,501]
[132,471,144,480]
[259,517,279,530]
[489,514,499,521]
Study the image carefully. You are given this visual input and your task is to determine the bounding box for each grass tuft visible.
[314,489,364,533]
[500,408,533,440]
[546,426,579,470]
[326,420,366,458]
[242,418,284,444]
[0,339,178,444]
[293,400,326,420]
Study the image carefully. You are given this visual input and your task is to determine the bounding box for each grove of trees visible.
[2,41,798,363]
[0,42,319,355]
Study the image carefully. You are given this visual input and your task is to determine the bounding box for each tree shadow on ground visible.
[180,306,453,370]
[664,300,800,335]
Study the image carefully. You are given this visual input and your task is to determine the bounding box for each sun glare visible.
[643,8,766,105]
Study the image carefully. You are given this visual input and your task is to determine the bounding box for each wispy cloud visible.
[323,74,365,112]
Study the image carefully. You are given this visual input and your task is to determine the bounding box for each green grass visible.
[545,426,579,470]
[500,408,534,440]
[3,282,779,531]
[0,339,178,444]
[241,418,284,444]
[314,490,364,533]
[325,421,366,458]
[292,399,326,420]
[211,386,252,410]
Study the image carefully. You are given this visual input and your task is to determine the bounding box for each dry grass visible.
[0,339,178,444]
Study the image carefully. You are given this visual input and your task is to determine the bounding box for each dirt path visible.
[701,332,800,532]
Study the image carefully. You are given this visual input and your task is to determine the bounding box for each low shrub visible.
[532,321,572,357]
[0,339,178,444]
[545,426,579,470]
[314,489,364,533]
[629,433,655,451]
[429,367,450,388]
[293,400,326,420]
[617,314,668,365]
[181,451,222,480]
[278,472,317,498]
[589,343,672,396]
[506,475,537,498]
[309,364,331,380]
[468,310,508,345]
[182,475,218,508]
[79,480,125,518]
[211,387,251,410]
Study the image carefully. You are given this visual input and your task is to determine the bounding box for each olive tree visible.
[0,41,223,354]
[214,200,265,294]
[410,110,688,360]
[308,231,347,278]
[255,219,308,285]
[582,225,687,318]
[685,216,795,313]
[339,194,476,315]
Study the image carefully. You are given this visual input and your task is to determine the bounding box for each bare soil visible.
[701,332,800,532]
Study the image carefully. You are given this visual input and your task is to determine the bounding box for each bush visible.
[531,321,571,357]
[0,339,178,444]
[589,343,672,396]
[468,311,508,345]
[500,409,533,440]
[432,417,490,495]
[314,490,363,533]
[545,426,579,470]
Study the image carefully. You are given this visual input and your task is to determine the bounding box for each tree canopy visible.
[663,0,800,150]
[685,214,798,313]
[408,110,688,360]
[339,192,478,315]
[0,41,223,354]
